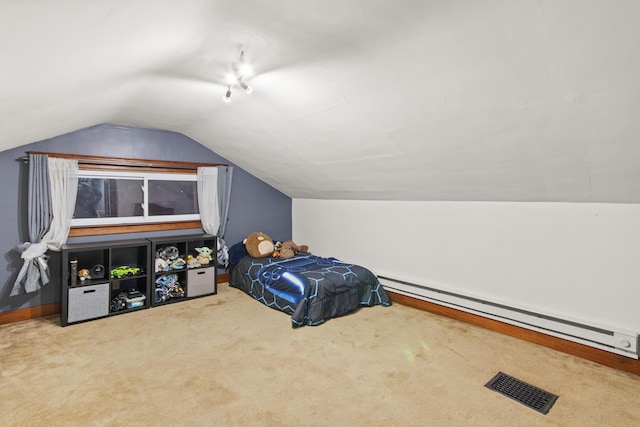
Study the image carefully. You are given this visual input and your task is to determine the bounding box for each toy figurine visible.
[194,246,213,265]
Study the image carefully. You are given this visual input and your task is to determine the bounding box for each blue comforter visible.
[230,254,391,327]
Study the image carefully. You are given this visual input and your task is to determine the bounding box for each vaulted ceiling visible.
[2,0,639,202]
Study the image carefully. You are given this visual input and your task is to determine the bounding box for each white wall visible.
[293,199,640,333]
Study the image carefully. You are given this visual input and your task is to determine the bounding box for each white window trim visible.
[71,170,199,227]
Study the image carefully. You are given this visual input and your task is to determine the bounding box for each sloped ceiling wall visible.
[1,0,639,202]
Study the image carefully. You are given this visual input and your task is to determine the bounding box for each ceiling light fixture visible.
[239,79,252,94]
[223,50,253,102]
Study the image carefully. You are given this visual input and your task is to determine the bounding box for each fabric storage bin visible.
[67,283,109,323]
[187,267,216,297]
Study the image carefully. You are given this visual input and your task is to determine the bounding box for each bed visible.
[229,252,392,327]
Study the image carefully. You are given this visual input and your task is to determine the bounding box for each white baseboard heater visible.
[378,275,639,359]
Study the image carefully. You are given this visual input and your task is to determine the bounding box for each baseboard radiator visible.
[378,275,639,359]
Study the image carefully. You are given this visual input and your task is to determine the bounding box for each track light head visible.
[223,86,231,102]
[239,80,252,94]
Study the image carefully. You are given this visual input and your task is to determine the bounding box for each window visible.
[26,151,225,236]
[72,170,199,226]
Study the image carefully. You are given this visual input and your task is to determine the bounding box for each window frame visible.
[27,151,226,237]
[71,170,200,227]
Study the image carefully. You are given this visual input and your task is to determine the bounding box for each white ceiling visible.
[2,0,639,202]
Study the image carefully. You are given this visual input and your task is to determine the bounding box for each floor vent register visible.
[485,371,558,414]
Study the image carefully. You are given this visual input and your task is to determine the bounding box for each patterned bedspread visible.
[229,254,391,327]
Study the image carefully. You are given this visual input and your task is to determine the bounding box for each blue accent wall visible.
[0,124,292,313]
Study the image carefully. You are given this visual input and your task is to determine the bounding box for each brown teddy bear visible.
[278,240,309,259]
[243,232,275,258]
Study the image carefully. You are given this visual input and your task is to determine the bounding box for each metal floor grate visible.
[485,372,558,414]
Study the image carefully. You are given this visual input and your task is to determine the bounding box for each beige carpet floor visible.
[1,283,639,426]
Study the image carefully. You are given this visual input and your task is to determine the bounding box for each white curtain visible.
[197,167,220,235]
[42,158,79,250]
[12,157,78,294]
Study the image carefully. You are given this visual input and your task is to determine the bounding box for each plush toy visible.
[243,232,275,258]
[194,246,213,265]
[155,258,169,272]
[186,254,201,268]
[278,241,309,259]
[272,241,282,258]
[78,268,91,281]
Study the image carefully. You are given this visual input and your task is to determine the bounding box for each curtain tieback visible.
[15,241,49,276]
[18,241,49,262]
[11,242,50,295]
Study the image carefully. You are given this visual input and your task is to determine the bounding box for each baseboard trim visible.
[387,290,640,377]
[0,273,232,326]
[0,302,61,325]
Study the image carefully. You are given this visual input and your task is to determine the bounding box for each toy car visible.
[110,292,128,312]
[110,289,146,311]
[110,265,142,279]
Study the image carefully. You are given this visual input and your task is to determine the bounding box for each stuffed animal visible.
[155,258,169,272]
[194,246,213,265]
[78,268,91,281]
[186,254,200,268]
[272,241,282,258]
[278,241,309,259]
[243,232,275,258]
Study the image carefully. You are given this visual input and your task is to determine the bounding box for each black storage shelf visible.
[148,233,217,307]
[61,239,151,326]
[60,235,217,326]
